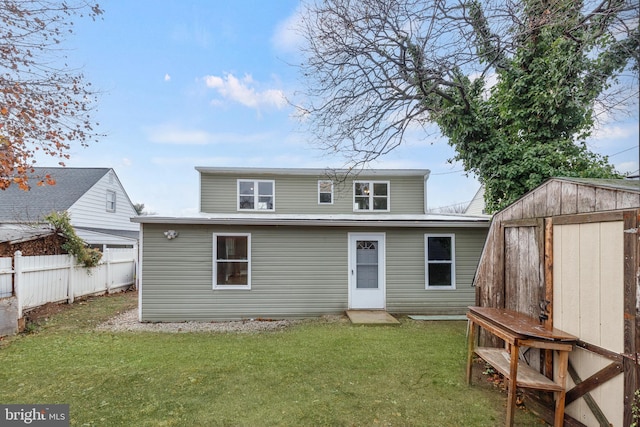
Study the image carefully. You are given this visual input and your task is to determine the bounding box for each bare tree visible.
[0,1,104,190]
[296,0,639,211]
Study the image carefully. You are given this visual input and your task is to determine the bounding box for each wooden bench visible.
[466,306,577,427]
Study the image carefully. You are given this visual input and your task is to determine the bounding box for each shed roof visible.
[493,177,640,218]
[0,167,110,223]
[553,177,640,193]
[0,224,54,244]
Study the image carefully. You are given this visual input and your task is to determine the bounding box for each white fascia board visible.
[131,213,489,228]
[195,166,430,178]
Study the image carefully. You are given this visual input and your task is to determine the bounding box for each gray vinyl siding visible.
[140,223,487,321]
[385,228,487,314]
[200,172,425,214]
[141,223,348,321]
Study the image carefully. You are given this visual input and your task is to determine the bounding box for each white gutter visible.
[195,166,431,177]
[131,215,489,228]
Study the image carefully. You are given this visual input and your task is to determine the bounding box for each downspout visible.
[137,223,143,322]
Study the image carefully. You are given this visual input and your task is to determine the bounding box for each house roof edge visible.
[131,214,489,228]
[195,166,431,177]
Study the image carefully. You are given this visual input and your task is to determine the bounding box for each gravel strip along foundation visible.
[96,309,296,333]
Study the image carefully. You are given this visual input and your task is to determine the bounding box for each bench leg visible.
[554,350,569,427]
[466,320,476,385]
[505,343,519,427]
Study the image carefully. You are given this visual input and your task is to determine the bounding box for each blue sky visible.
[36,0,639,216]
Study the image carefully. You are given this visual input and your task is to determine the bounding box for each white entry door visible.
[348,233,386,309]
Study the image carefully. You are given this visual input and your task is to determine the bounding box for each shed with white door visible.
[472,177,640,427]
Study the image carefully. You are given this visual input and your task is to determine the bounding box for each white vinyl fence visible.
[0,248,136,317]
[0,257,11,299]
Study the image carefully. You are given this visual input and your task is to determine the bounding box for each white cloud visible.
[615,160,638,174]
[164,74,171,82]
[151,155,266,167]
[170,22,212,49]
[147,126,212,145]
[203,73,288,110]
[272,6,305,54]
[591,123,637,141]
[145,123,277,145]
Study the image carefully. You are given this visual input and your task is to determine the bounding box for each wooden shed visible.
[473,177,640,427]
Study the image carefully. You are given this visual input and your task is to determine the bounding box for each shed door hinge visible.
[624,228,639,234]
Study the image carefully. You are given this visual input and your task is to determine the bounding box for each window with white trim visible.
[425,234,455,289]
[238,180,274,211]
[106,190,116,212]
[213,233,251,289]
[353,181,389,211]
[318,180,333,204]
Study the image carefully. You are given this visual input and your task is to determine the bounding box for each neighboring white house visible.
[465,185,486,215]
[0,167,139,249]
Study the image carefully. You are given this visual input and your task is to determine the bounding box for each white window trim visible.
[237,179,275,211]
[106,190,116,212]
[318,180,334,205]
[213,233,251,290]
[425,234,456,290]
[353,180,390,212]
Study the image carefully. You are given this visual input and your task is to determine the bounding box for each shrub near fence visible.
[0,248,136,317]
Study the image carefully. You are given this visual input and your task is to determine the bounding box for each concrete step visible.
[346,310,400,325]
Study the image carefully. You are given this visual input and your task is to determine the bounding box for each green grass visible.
[0,293,545,426]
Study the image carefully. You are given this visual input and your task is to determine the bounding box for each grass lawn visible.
[0,292,545,426]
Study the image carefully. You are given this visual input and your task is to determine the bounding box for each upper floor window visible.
[106,190,116,212]
[353,181,389,211]
[238,180,274,211]
[318,180,333,204]
[425,234,455,289]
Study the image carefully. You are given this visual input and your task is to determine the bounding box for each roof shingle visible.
[0,167,109,223]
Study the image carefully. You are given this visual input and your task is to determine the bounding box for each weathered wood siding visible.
[474,179,640,309]
[200,172,426,214]
[504,223,544,317]
[554,221,624,427]
[140,223,487,321]
[472,178,639,426]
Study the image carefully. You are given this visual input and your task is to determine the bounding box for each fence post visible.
[14,251,23,319]
[67,255,75,304]
[105,248,112,293]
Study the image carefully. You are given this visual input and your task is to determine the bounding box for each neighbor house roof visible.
[0,167,110,223]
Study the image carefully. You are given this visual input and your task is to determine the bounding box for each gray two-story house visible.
[133,167,490,321]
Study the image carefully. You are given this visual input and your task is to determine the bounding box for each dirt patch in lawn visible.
[469,358,548,425]
[22,288,137,328]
